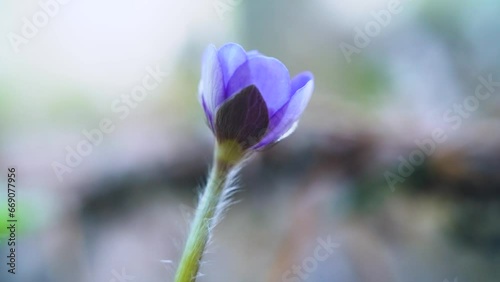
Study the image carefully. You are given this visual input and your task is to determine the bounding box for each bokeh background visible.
[1,0,500,281]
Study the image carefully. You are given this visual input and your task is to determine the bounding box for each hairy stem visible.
[174,144,240,282]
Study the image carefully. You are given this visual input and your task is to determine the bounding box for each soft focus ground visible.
[1,0,500,281]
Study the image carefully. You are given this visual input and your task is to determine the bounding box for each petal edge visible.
[253,78,314,149]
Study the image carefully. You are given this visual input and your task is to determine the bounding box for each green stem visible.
[174,145,238,282]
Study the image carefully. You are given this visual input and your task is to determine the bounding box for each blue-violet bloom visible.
[198,43,314,150]
[174,43,314,282]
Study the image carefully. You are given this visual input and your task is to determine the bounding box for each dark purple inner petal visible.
[215,85,269,149]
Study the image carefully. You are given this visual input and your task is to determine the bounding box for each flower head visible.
[198,43,314,151]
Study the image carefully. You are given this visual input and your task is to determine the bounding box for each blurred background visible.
[1,0,500,281]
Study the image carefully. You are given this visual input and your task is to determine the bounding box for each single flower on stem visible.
[174,42,314,282]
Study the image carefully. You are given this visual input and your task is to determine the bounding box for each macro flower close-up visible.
[199,43,314,151]
[174,43,314,282]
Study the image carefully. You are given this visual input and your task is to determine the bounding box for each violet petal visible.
[226,56,290,115]
[253,77,314,149]
[217,43,247,90]
[200,44,225,116]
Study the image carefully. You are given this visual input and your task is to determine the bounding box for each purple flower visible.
[198,43,314,150]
